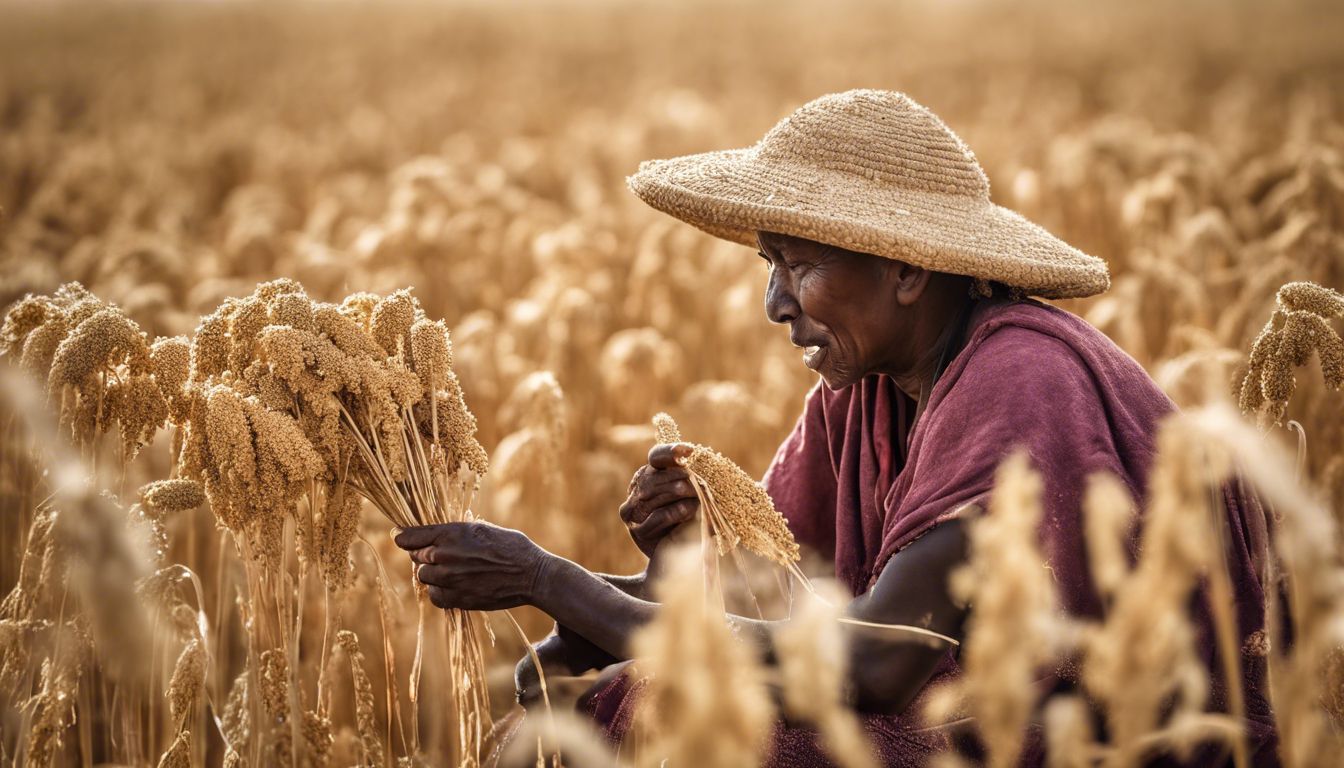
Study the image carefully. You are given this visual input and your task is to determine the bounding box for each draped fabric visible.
[583,299,1279,766]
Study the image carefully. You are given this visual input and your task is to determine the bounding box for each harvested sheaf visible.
[651,412,799,567]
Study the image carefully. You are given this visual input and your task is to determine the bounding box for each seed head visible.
[19,313,72,378]
[268,292,315,332]
[651,414,798,565]
[202,384,257,530]
[228,296,270,372]
[427,373,489,478]
[410,318,451,391]
[303,710,334,768]
[107,373,169,457]
[1083,473,1135,599]
[140,479,206,514]
[2,295,59,357]
[221,671,251,758]
[167,639,206,725]
[633,545,772,767]
[319,484,362,591]
[48,307,150,391]
[151,336,191,418]
[370,289,419,357]
[1237,281,1344,424]
[259,649,289,718]
[339,292,382,327]
[337,630,384,767]
[1277,281,1344,318]
[315,304,383,360]
[652,411,682,444]
[255,277,305,302]
[190,300,236,383]
[156,730,192,768]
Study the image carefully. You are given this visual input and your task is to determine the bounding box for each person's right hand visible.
[619,443,699,558]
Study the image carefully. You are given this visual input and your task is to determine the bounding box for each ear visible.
[888,260,933,306]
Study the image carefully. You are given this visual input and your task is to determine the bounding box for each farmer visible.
[395,90,1278,765]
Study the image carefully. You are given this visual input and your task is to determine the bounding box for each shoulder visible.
[952,304,1099,400]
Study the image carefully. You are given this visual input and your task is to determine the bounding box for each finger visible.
[648,443,693,470]
[623,479,693,527]
[417,564,453,588]
[632,499,697,540]
[394,525,444,550]
[634,467,691,495]
[628,465,649,491]
[427,585,454,610]
[407,545,440,565]
[619,499,639,526]
[640,481,697,510]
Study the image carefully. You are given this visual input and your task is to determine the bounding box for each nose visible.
[764,266,799,325]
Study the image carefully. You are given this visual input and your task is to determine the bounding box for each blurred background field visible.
[1,1,1342,765]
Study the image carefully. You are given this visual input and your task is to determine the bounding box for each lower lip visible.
[803,346,828,371]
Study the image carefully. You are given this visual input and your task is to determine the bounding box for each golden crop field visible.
[1,1,1342,766]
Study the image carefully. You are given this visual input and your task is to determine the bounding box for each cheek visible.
[795,277,841,331]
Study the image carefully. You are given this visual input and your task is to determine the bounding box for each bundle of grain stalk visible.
[178,278,492,763]
[651,412,959,647]
[651,412,800,581]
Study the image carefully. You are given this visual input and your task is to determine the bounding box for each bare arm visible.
[844,517,969,714]
[530,517,968,715]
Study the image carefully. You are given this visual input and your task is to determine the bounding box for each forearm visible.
[843,519,970,715]
[533,553,771,660]
[532,554,657,659]
[594,571,648,600]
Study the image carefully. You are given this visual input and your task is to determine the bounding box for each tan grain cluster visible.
[2,5,1343,766]
[337,630,385,768]
[652,412,800,566]
[1238,281,1344,424]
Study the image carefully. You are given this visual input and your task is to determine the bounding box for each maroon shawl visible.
[584,299,1278,766]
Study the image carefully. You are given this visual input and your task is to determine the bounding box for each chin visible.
[817,366,860,391]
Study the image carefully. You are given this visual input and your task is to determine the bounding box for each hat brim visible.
[628,148,1109,300]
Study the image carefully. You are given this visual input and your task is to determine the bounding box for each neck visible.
[885,287,977,402]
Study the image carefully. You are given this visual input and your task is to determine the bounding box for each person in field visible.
[394,90,1278,766]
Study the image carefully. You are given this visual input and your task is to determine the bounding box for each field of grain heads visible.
[1,1,1343,766]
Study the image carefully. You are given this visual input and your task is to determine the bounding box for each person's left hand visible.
[393,521,548,611]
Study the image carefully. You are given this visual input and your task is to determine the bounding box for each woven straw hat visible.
[628,89,1109,299]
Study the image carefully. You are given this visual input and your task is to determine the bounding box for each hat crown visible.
[757,89,990,199]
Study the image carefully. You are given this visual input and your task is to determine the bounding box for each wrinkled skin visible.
[400,230,980,716]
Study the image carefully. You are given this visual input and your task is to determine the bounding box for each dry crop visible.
[1,1,1342,766]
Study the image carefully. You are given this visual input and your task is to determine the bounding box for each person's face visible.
[758,231,910,390]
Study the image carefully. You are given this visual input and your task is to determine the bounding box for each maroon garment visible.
[584,299,1278,766]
